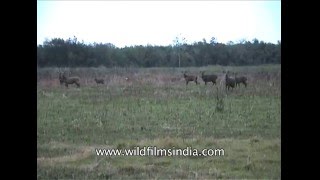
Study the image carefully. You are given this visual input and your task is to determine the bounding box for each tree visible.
[172,34,187,67]
[37,36,281,67]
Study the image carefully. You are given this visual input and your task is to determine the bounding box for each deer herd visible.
[182,70,247,90]
[58,70,247,91]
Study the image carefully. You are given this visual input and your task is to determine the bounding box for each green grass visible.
[37,64,281,179]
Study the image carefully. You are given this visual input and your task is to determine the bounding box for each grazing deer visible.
[59,72,80,88]
[200,71,218,86]
[94,78,104,84]
[183,72,198,85]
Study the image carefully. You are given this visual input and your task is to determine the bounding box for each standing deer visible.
[235,73,247,87]
[183,72,198,85]
[225,71,236,91]
[59,72,80,88]
[200,71,218,86]
[94,78,104,84]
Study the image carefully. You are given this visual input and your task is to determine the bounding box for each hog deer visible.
[183,72,198,85]
[235,73,247,87]
[59,72,80,88]
[225,72,236,91]
[94,78,104,84]
[200,71,218,86]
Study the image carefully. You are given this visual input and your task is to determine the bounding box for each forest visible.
[37,36,281,67]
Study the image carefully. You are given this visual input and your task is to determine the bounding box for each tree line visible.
[37,36,280,67]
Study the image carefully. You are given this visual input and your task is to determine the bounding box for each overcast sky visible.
[37,0,281,47]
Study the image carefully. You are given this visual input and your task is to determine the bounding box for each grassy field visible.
[37,64,281,179]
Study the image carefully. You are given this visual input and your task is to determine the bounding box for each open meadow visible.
[37,64,281,179]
